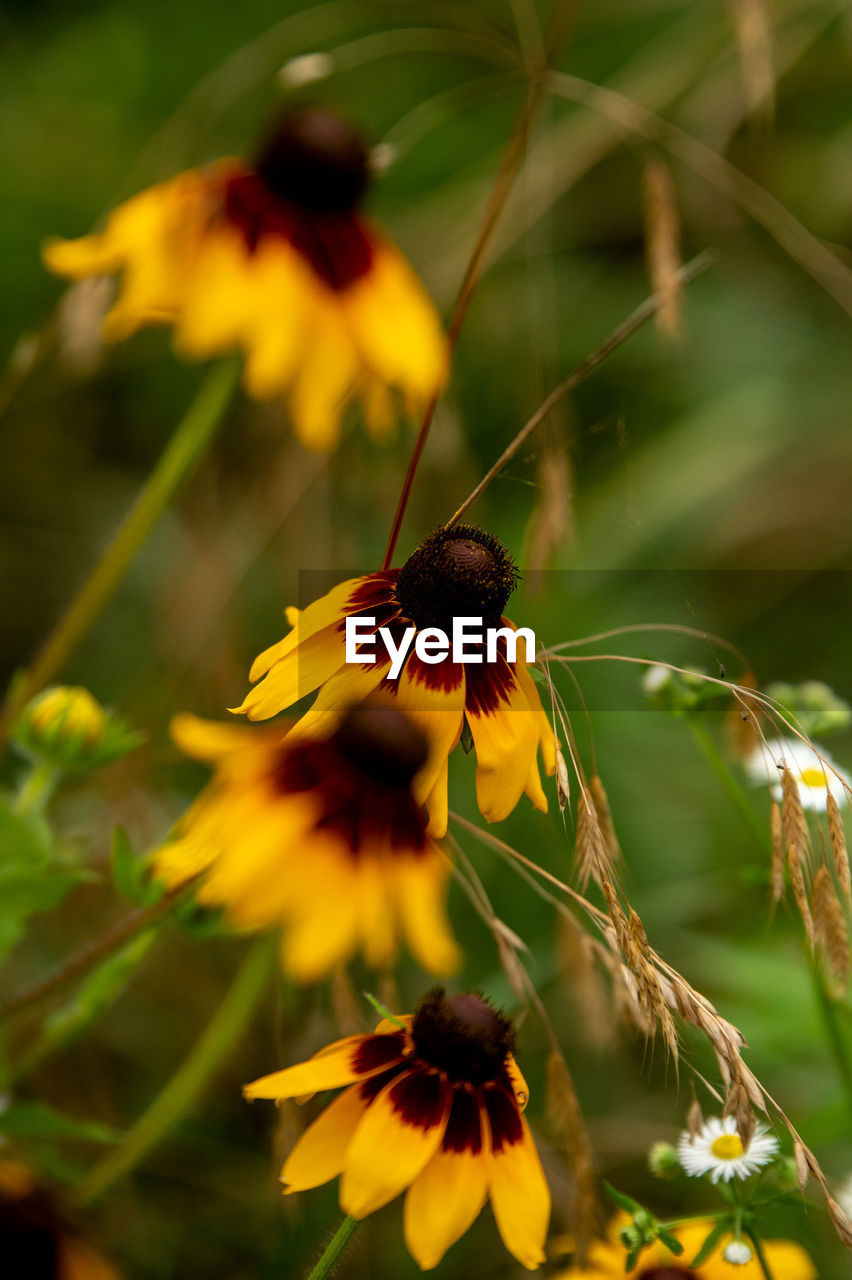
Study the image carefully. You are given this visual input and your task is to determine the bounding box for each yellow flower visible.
[554,1214,815,1280]
[244,987,550,1270]
[0,1157,120,1279]
[153,703,461,982]
[43,106,446,451]
[233,524,556,836]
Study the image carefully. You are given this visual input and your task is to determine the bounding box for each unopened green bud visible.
[648,1141,680,1179]
[618,1226,643,1251]
[13,685,142,772]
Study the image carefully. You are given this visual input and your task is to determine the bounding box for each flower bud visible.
[648,1141,680,1178]
[723,1240,753,1265]
[13,685,142,772]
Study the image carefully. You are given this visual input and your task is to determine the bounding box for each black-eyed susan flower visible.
[153,702,460,982]
[0,1158,120,1279]
[243,986,550,1270]
[43,106,446,451]
[233,524,556,835]
[744,735,851,813]
[553,1214,815,1280]
[677,1115,779,1183]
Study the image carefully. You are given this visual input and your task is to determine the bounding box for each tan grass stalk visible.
[812,864,850,993]
[641,157,683,336]
[788,844,814,946]
[729,0,776,126]
[590,775,621,865]
[770,799,785,903]
[781,766,809,862]
[547,1048,598,1261]
[827,792,851,903]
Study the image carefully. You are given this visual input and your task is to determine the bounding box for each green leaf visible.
[0,1100,120,1145]
[0,796,91,964]
[603,1181,644,1214]
[656,1229,684,1255]
[625,1246,642,1272]
[36,930,157,1054]
[110,825,160,906]
[689,1220,730,1268]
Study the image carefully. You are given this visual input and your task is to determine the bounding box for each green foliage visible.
[0,794,93,966]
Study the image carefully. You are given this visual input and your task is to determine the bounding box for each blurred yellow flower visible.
[153,703,461,982]
[0,1157,120,1279]
[43,106,446,451]
[554,1214,815,1280]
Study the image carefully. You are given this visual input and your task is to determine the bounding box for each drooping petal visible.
[403,1085,489,1270]
[287,287,360,450]
[466,658,539,823]
[340,1068,451,1217]
[514,655,557,779]
[246,577,364,683]
[343,237,447,404]
[483,1084,550,1270]
[169,712,266,762]
[244,1030,407,1101]
[391,651,466,823]
[280,1084,370,1193]
[393,852,461,977]
[235,623,347,721]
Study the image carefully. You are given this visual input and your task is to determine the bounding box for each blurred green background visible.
[2,0,852,1276]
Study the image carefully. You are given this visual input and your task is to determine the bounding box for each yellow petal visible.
[279,861,362,982]
[356,855,398,971]
[236,622,347,721]
[344,238,447,403]
[289,661,388,742]
[169,712,262,762]
[340,1069,451,1217]
[393,852,461,977]
[403,1142,488,1269]
[287,287,360,451]
[281,1083,370,1193]
[241,242,313,398]
[423,756,449,839]
[392,653,465,815]
[246,578,362,683]
[172,225,259,357]
[486,1099,550,1269]
[467,664,539,823]
[244,1029,406,1101]
[515,657,557,777]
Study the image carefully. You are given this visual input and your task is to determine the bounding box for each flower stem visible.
[0,884,190,1023]
[381,0,574,570]
[12,760,59,818]
[746,1229,776,1280]
[73,936,272,1207]
[811,958,852,1125]
[686,716,769,852]
[0,358,241,749]
[305,1216,360,1280]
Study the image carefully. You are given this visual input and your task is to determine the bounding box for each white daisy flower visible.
[744,735,851,813]
[677,1115,779,1182]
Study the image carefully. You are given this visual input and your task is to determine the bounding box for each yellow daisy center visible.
[711,1133,744,1160]
[799,768,827,789]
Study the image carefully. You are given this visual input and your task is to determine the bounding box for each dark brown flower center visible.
[0,1184,62,1276]
[254,106,370,213]
[412,987,516,1085]
[638,1270,696,1279]
[394,525,518,632]
[333,702,429,786]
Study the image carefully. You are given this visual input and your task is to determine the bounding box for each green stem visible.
[13,760,59,817]
[686,717,769,852]
[305,1216,360,1280]
[811,959,852,1125]
[0,358,241,748]
[73,935,272,1207]
[746,1229,775,1280]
